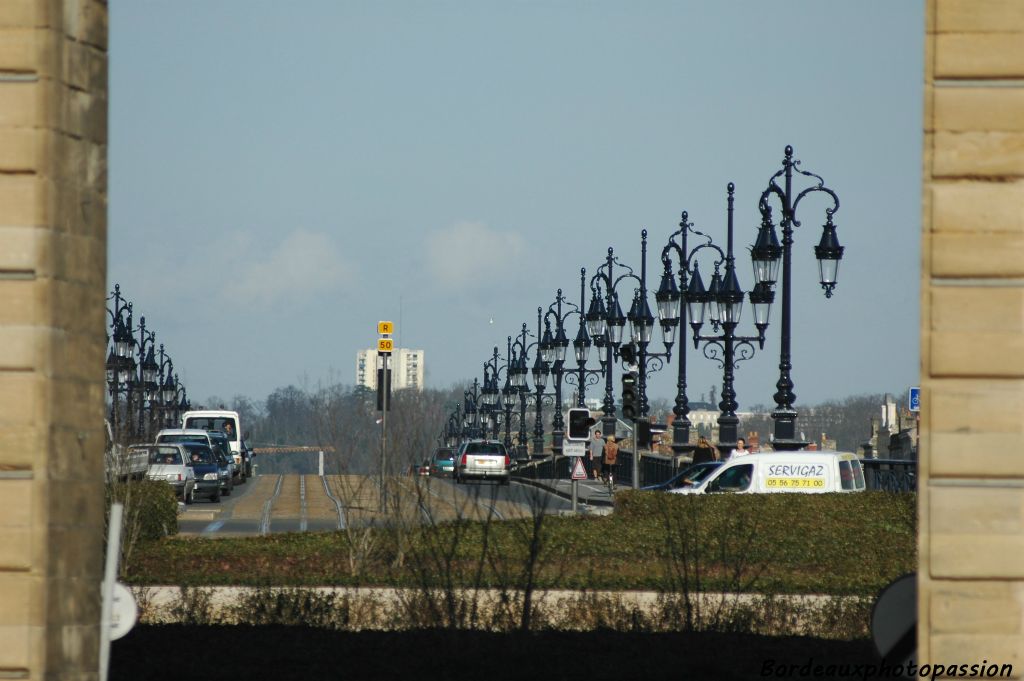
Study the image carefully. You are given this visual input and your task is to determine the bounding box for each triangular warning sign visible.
[571,457,588,480]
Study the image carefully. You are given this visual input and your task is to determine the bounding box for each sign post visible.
[378,322,394,513]
[565,408,593,513]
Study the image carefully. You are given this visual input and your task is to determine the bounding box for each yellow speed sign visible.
[377,338,394,353]
[378,321,394,335]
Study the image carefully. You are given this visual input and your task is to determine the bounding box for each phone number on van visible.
[766,478,825,489]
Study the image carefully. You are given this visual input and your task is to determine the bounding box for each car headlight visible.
[166,474,180,481]
[203,473,218,480]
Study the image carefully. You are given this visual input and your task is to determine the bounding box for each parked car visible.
[156,429,236,495]
[429,447,455,478]
[179,442,223,502]
[408,461,430,476]
[641,461,723,492]
[454,440,510,485]
[137,443,197,503]
[669,451,867,495]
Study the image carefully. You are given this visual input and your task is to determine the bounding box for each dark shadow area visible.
[111,625,878,681]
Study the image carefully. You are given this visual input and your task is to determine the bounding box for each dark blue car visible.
[182,443,222,502]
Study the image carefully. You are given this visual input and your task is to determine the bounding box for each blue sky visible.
[109,1,924,410]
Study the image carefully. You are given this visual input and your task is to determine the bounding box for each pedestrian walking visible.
[602,435,619,481]
[692,436,719,464]
[589,429,605,480]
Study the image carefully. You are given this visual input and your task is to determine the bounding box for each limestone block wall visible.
[0,1,108,679]
[922,0,1024,672]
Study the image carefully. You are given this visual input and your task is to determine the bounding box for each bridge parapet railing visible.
[861,458,916,492]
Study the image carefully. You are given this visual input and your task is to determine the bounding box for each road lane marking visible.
[202,520,226,534]
[320,475,346,530]
[300,475,307,532]
[259,475,284,535]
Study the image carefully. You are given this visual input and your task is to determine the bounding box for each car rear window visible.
[145,446,182,465]
[464,443,506,456]
[839,460,856,491]
[851,459,866,490]
[159,434,208,444]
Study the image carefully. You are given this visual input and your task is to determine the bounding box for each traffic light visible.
[567,408,594,441]
[621,371,639,420]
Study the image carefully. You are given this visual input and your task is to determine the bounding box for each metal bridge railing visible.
[861,459,917,493]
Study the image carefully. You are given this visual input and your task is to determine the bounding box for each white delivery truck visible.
[669,451,866,495]
[180,409,252,479]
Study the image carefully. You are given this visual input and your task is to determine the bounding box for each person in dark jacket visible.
[691,436,719,464]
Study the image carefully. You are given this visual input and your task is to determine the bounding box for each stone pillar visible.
[0,1,108,679]
[921,0,1024,670]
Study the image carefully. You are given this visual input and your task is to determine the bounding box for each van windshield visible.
[184,416,238,441]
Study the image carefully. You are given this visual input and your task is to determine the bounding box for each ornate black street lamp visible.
[587,245,640,438]
[540,288,580,454]
[134,317,159,440]
[170,374,190,429]
[500,336,517,450]
[624,230,670,421]
[462,378,482,440]
[689,183,773,450]
[481,346,506,440]
[105,285,135,441]
[440,405,461,448]
[156,346,177,429]
[753,145,843,449]
[527,308,555,456]
[564,268,606,410]
[656,212,729,454]
[509,322,537,459]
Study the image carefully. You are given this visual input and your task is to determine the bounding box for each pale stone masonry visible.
[0,1,108,679]
[922,0,1024,673]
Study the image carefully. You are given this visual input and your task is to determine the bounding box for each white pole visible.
[318,449,324,477]
[99,502,124,681]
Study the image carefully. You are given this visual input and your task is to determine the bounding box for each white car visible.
[454,440,511,485]
[136,443,197,503]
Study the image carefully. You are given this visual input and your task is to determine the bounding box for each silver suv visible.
[454,440,510,485]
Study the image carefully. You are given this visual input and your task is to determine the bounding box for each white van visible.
[669,451,866,495]
[181,409,251,477]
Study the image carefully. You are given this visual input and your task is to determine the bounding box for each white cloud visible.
[225,229,353,304]
[425,221,525,288]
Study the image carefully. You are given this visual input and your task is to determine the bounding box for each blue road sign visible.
[908,387,921,413]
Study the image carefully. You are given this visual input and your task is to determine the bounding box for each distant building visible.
[355,348,424,392]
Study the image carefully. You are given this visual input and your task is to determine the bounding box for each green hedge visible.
[127,490,914,596]
[107,479,179,542]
